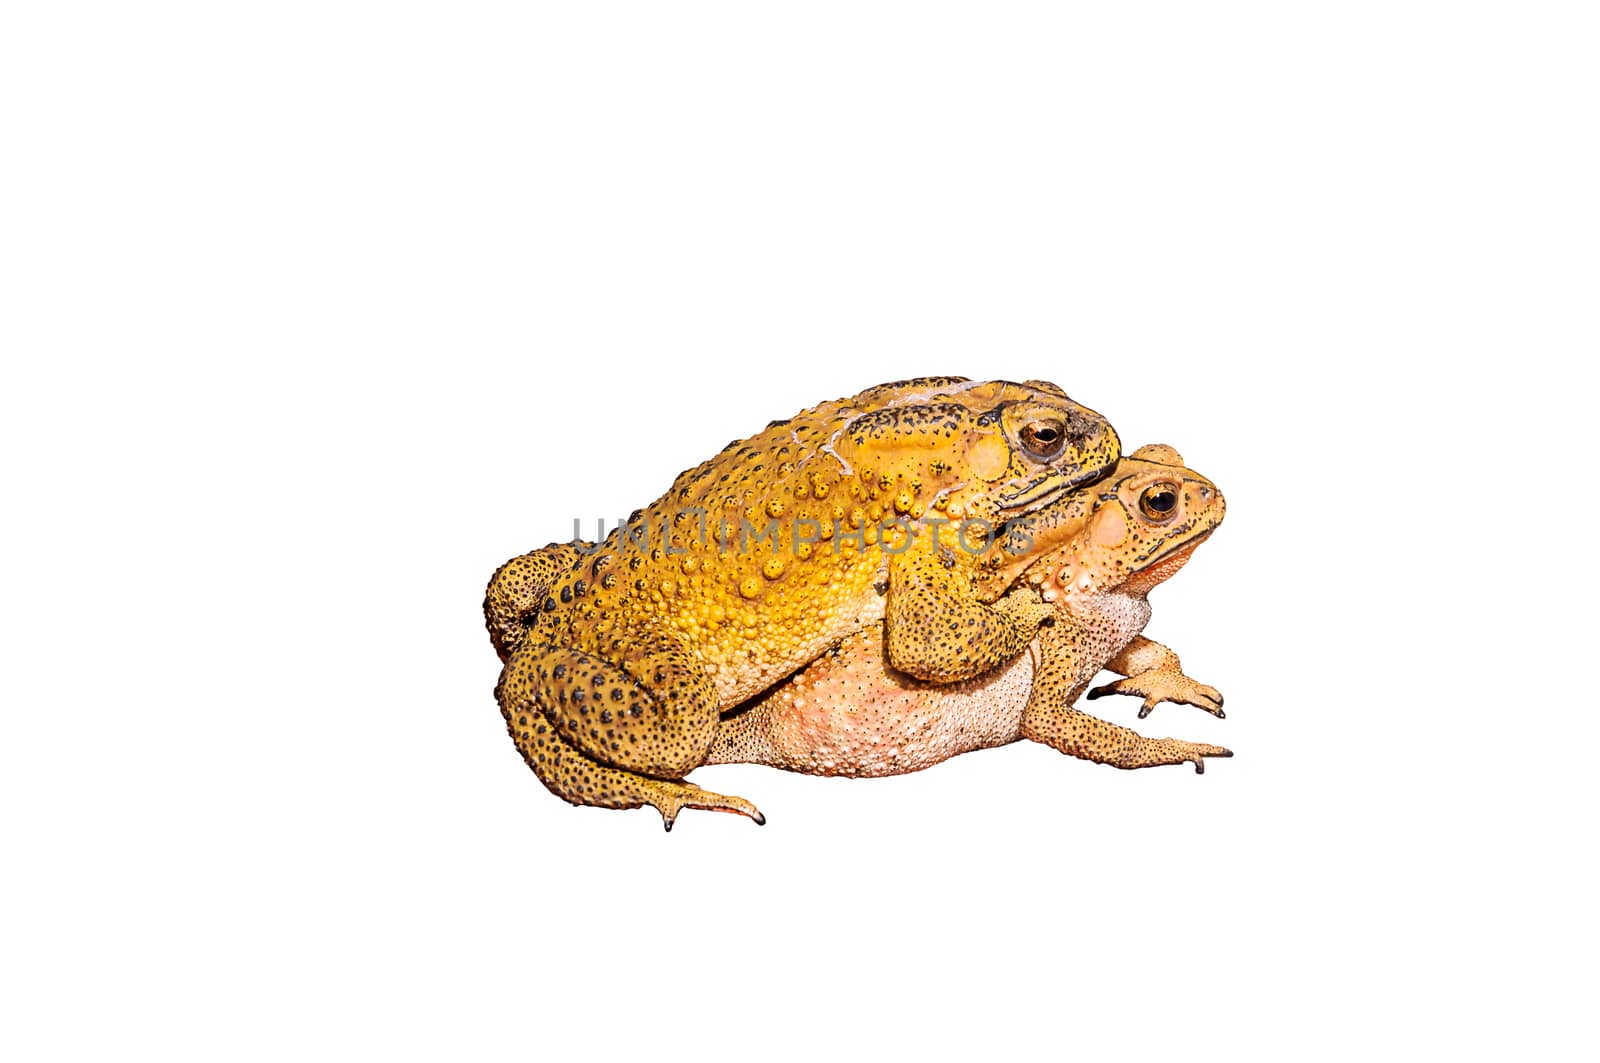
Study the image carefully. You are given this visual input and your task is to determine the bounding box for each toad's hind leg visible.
[1021,622,1230,772]
[885,549,1055,683]
[1021,705,1232,773]
[497,641,764,829]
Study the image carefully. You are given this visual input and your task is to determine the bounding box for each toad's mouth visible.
[1133,526,1216,570]
[1149,528,1211,566]
[995,464,1102,516]
[1116,529,1213,594]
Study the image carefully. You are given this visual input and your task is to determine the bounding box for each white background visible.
[3,3,1594,1060]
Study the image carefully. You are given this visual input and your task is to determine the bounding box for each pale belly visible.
[705,626,1038,777]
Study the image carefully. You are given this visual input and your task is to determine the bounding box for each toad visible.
[707,444,1229,782]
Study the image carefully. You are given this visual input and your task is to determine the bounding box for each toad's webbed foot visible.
[1087,669,1225,720]
[1089,636,1224,719]
[654,781,767,832]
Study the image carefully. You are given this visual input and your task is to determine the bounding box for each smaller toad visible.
[707,444,1229,780]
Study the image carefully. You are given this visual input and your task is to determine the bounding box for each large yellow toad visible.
[709,445,1229,780]
[486,377,1121,828]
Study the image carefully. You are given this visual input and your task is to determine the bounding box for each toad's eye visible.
[1020,420,1065,459]
[1139,483,1180,520]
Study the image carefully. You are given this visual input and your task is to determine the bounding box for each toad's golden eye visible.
[1139,483,1180,520]
[1019,419,1065,459]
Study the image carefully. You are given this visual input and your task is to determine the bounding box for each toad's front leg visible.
[884,546,1054,683]
[1086,635,1225,719]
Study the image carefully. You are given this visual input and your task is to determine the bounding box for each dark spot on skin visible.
[543,597,557,612]
[559,586,572,603]
[1063,409,1099,446]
